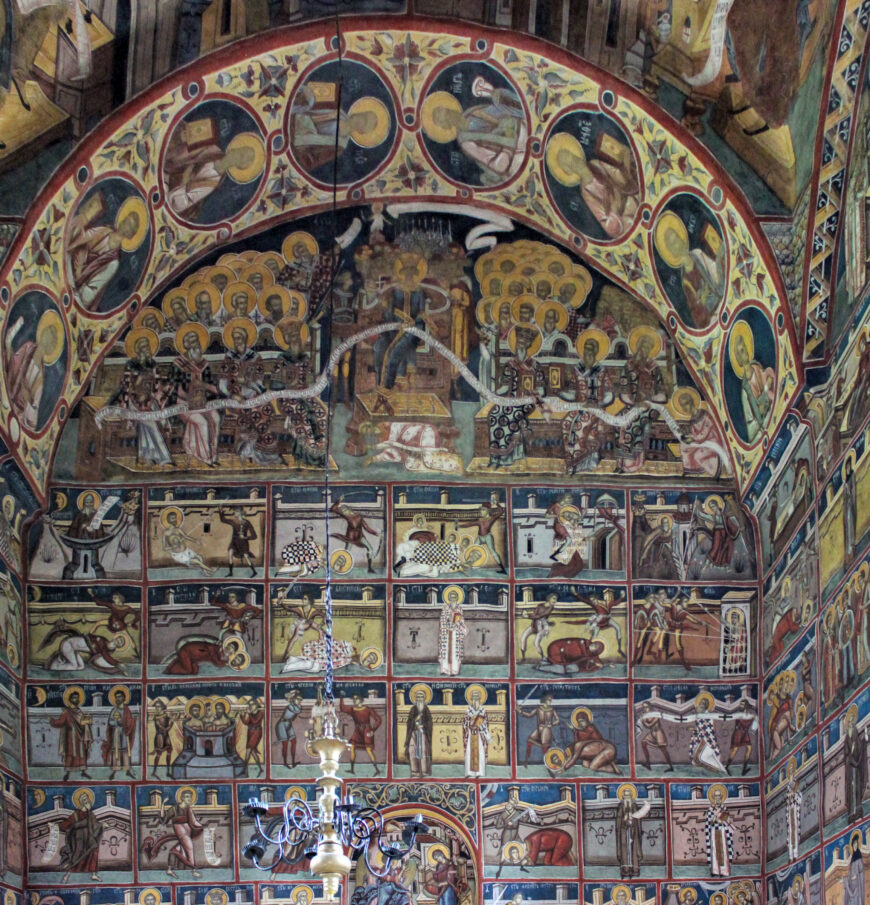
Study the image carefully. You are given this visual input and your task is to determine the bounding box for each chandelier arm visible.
[253,812,292,847]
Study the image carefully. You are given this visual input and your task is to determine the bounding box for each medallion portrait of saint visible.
[288,60,396,185]
[65,178,151,313]
[162,100,266,225]
[723,310,777,445]
[419,62,528,187]
[3,291,67,434]
[544,111,641,242]
[652,194,727,330]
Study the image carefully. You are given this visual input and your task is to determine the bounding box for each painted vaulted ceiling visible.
[0,15,813,497]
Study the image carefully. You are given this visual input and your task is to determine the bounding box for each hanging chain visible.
[319,11,344,734]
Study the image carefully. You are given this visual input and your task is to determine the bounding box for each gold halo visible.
[282,231,319,262]
[257,285,290,319]
[544,253,572,277]
[502,841,526,864]
[239,262,274,289]
[160,506,184,528]
[531,271,555,299]
[174,321,210,355]
[72,787,95,809]
[176,785,198,805]
[226,132,266,184]
[62,685,86,708]
[544,748,566,770]
[348,97,391,148]
[443,585,465,606]
[571,707,593,728]
[791,877,804,893]
[134,307,165,332]
[228,650,251,671]
[286,785,307,802]
[786,756,797,778]
[728,320,755,379]
[707,783,728,803]
[475,296,498,326]
[162,288,189,318]
[680,891,698,905]
[408,683,433,704]
[612,887,632,903]
[511,293,539,324]
[76,489,101,511]
[274,317,310,350]
[360,647,383,670]
[474,256,496,284]
[616,783,637,800]
[426,842,452,866]
[694,691,715,711]
[222,316,258,351]
[291,887,315,905]
[420,91,463,143]
[116,195,149,253]
[504,275,534,298]
[139,894,164,905]
[216,254,246,273]
[846,703,859,726]
[535,301,569,332]
[850,829,863,848]
[125,326,159,359]
[109,685,131,705]
[223,280,256,315]
[204,892,227,905]
[187,281,221,316]
[465,683,487,705]
[654,211,689,269]
[704,495,725,514]
[555,273,591,309]
[546,132,586,186]
[201,263,238,289]
[507,324,542,357]
[256,250,285,273]
[36,309,64,366]
[574,328,610,363]
[671,386,702,419]
[480,272,506,297]
[628,325,663,360]
[463,543,488,567]
[111,632,132,654]
[330,549,353,574]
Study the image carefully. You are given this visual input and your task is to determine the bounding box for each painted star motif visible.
[735,244,755,281]
[258,62,289,98]
[647,138,672,175]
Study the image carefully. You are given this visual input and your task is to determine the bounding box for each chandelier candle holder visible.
[244,577,426,901]
[243,716,427,901]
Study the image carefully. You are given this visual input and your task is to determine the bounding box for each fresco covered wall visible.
[0,11,862,905]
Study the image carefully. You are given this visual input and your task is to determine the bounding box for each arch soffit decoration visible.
[0,17,801,499]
